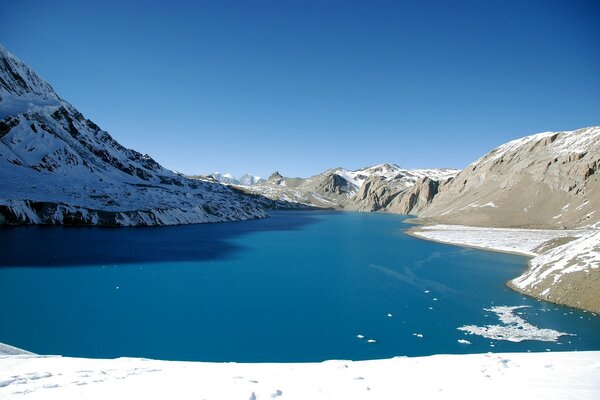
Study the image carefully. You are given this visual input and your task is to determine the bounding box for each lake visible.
[1,210,599,362]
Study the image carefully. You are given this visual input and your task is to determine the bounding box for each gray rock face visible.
[387,177,445,214]
[315,173,356,196]
[347,175,452,214]
[268,171,284,182]
[418,127,600,229]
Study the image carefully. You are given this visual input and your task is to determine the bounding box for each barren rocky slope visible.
[417,127,600,229]
[0,45,267,226]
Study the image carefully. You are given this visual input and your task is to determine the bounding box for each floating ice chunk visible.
[424,290,430,294]
[413,333,424,338]
[458,306,571,342]
[115,286,120,290]
[367,339,376,344]
[356,334,364,339]
[457,339,471,345]
[387,313,393,318]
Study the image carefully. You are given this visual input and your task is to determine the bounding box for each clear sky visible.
[2,0,599,178]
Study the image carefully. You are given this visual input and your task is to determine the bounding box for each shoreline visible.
[406,223,600,314]
[404,228,537,258]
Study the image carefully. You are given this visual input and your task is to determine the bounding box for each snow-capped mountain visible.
[207,172,264,186]
[209,172,239,185]
[239,173,264,186]
[0,45,267,226]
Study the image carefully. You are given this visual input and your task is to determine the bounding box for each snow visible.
[458,306,570,342]
[411,224,600,307]
[0,93,60,119]
[411,225,589,257]
[208,173,265,186]
[511,231,600,290]
[469,131,556,167]
[2,351,598,399]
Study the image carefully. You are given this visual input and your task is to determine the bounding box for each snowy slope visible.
[1,352,599,399]
[0,45,267,226]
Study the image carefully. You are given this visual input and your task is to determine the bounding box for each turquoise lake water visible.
[1,210,599,362]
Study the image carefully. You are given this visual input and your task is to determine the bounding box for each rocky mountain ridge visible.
[231,163,460,211]
[417,126,600,229]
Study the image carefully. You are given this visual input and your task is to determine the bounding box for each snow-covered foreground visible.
[1,352,599,400]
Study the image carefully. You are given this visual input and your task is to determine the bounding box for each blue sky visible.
[2,0,599,178]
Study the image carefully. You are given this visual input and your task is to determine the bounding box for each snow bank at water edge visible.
[408,225,600,313]
[409,224,590,256]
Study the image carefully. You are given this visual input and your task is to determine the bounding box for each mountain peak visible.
[268,171,283,180]
[0,45,63,119]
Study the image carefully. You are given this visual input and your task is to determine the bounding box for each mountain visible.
[209,172,239,185]
[234,164,460,210]
[198,172,264,186]
[346,166,459,214]
[239,173,264,186]
[0,45,267,226]
[417,127,600,229]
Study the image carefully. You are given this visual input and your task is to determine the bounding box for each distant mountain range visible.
[229,163,460,214]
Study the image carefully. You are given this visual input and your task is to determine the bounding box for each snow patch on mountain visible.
[207,172,264,186]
